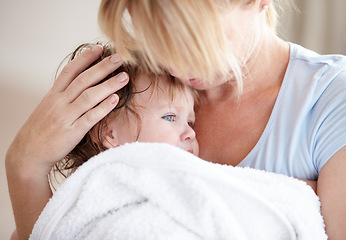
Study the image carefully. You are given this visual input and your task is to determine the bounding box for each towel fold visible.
[30,142,327,240]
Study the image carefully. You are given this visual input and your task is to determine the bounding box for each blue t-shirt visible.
[238,43,346,180]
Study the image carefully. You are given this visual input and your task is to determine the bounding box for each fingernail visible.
[110,94,118,104]
[91,45,103,54]
[117,72,128,83]
[110,54,121,64]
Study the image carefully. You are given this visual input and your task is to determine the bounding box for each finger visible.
[64,54,123,102]
[52,45,104,92]
[69,72,129,120]
[72,94,120,134]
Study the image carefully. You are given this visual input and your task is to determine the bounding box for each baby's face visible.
[108,73,199,156]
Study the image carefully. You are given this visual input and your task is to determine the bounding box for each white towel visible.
[30,142,327,240]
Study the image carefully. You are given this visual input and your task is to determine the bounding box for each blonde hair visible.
[99,0,281,93]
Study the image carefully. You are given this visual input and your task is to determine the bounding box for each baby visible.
[56,43,199,175]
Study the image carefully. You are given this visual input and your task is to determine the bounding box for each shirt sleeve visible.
[312,70,346,173]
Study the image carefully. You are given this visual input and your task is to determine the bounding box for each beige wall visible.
[279,0,346,55]
[0,1,102,239]
[1,0,346,239]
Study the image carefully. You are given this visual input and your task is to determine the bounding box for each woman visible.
[6,0,346,239]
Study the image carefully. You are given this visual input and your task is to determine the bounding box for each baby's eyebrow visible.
[154,102,195,118]
[155,102,183,110]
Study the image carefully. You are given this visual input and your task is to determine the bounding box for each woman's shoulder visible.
[289,42,346,67]
[273,43,346,177]
[287,42,346,94]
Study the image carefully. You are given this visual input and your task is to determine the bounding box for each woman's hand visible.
[5,45,129,240]
[7,45,128,174]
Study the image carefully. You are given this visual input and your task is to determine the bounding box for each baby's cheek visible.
[193,141,200,156]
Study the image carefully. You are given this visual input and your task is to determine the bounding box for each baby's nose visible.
[181,125,196,142]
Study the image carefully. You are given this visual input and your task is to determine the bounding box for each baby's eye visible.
[188,121,195,128]
[162,114,176,122]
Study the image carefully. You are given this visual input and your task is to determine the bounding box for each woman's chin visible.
[185,78,211,90]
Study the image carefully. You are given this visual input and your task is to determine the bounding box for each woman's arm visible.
[5,45,129,240]
[317,145,346,240]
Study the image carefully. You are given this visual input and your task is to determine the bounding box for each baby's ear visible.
[103,129,119,149]
[103,114,121,149]
[89,119,120,150]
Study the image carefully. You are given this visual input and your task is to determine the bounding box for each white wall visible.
[1,0,346,239]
